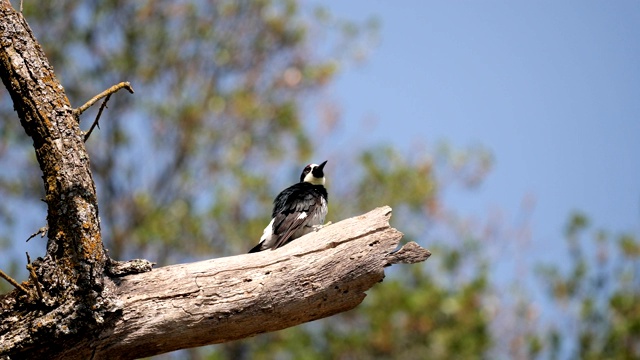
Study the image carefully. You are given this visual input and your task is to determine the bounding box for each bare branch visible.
[24,253,43,302]
[83,94,110,142]
[0,268,28,295]
[74,81,134,116]
[26,225,47,242]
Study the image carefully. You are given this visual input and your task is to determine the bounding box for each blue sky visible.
[324,2,640,264]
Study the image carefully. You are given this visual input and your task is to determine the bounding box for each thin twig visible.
[83,94,111,142]
[26,225,48,242]
[74,81,134,116]
[0,268,28,294]
[26,252,43,301]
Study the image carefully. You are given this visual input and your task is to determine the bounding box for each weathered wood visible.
[82,206,427,359]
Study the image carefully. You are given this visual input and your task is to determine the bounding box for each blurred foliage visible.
[0,1,637,359]
[0,1,492,358]
[531,212,640,359]
[1,0,378,263]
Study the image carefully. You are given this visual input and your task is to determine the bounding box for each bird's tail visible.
[248,242,263,253]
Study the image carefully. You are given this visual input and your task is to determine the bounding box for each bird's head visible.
[300,160,327,186]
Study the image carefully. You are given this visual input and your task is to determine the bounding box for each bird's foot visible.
[312,221,332,232]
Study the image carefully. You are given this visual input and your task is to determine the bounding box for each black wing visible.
[270,183,326,250]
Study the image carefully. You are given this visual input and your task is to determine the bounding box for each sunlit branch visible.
[74,81,134,116]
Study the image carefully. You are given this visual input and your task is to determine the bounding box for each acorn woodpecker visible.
[249,160,329,253]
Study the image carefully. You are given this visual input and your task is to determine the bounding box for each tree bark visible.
[0,2,430,359]
[0,1,143,357]
[0,0,104,273]
[0,0,122,355]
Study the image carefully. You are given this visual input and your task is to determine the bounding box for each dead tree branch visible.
[74,81,134,116]
[41,207,428,359]
[83,94,110,142]
[0,269,28,295]
[25,253,43,302]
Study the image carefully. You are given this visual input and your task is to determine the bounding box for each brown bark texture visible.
[0,2,431,359]
[0,0,116,355]
[0,1,142,358]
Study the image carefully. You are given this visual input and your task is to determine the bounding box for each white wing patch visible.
[296,212,308,220]
[258,218,276,248]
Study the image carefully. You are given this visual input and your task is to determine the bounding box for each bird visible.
[249,160,329,253]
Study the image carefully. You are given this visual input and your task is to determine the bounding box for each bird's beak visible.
[318,160,328,170]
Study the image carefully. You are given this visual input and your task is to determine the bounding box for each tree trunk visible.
[0,2,430,359]
[0,1,119,356]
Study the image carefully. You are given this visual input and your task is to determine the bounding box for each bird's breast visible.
[310,196,328,225]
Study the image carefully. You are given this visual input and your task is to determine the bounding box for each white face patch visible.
[303,164,325,185]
